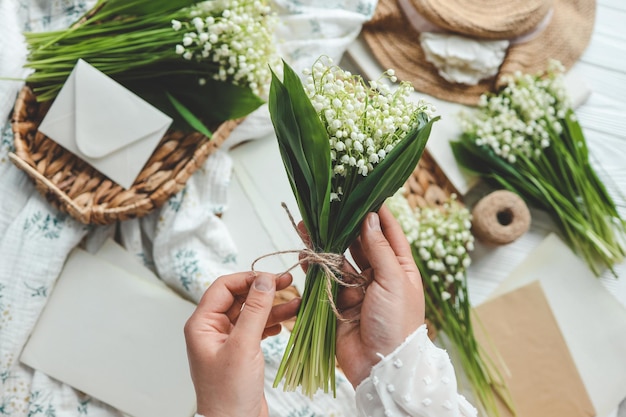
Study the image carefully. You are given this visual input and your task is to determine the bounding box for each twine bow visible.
[251,203,369,319]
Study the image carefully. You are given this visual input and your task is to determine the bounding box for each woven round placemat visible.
[9,86,240,225]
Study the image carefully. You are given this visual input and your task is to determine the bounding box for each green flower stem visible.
[415,254,513,417]
[504,139,623,275]
[452,65,626,277]
[24,29,179,67]
[274,264,337,397]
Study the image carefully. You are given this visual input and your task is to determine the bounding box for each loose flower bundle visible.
[451,61,626,276]
[268,57,438,396]
[22,0,279,135]
[387,192,512,417]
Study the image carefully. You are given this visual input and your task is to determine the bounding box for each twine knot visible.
[251,203,368,319]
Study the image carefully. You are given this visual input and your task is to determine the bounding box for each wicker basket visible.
[9,86,240,225]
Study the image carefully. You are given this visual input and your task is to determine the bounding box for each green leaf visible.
[152,74,263,123]
[166,92,212,138]
[332,114,439,248]
[449,139,486,175]
[268,69,318,240]
[450,136,515,178]
[128,72,264,130]
[281,62,332,244]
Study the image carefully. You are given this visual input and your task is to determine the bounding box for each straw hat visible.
[362,0,595,105]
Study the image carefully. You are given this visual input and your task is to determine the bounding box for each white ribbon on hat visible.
[397,0,554,85]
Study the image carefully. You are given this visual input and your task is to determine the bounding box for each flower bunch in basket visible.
[451,61,626,276]
[268,57,438,396]
[22,0,279,135]
[387,191,512,417]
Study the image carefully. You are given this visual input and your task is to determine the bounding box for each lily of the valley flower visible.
[452,61,626,276]
[173,0,279,98]
[387,190,511,417]
[387,191,473,302]
[303,57,435,199]
[460,60,568,164]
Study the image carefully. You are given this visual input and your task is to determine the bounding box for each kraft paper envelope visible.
[490,233,626,417]
[38,59,172,189]
[21,248,196,417]
[474,281,595,417]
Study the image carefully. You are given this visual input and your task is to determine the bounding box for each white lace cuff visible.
[355,324,478,417]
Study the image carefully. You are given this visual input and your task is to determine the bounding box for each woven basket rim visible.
[10,85,240,224]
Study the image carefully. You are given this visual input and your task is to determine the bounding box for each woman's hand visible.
[336,206,425,387]
[184,271,300,417]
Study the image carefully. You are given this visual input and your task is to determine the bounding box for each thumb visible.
[230,273,276,345]
[361,212,406,288]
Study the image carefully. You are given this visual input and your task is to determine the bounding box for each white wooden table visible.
[462,0,626,308]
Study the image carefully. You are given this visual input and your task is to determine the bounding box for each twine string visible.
[251,202,369,319]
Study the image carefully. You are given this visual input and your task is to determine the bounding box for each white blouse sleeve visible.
[354,324,478,417]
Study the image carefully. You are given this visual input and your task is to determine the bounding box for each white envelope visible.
[38,59,172,189]
[20,248,197,417]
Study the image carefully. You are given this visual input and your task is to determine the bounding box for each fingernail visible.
[368,213,381,231]
[254,274,273,292]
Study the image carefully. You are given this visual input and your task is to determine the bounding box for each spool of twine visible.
[471,190,531,245]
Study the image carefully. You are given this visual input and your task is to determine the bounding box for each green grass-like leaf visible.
[166,92,212,138]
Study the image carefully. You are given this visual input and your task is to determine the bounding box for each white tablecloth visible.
[0,0,375,416]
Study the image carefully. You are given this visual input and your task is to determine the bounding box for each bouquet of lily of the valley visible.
[451,61,626,276]
[387,192,512,417]
[268,57,438,396]
[21,0,279,135]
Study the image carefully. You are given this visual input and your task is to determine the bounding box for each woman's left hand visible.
[184,271,300,417]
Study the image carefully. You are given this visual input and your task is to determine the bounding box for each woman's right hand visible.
[335,206,426,387]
